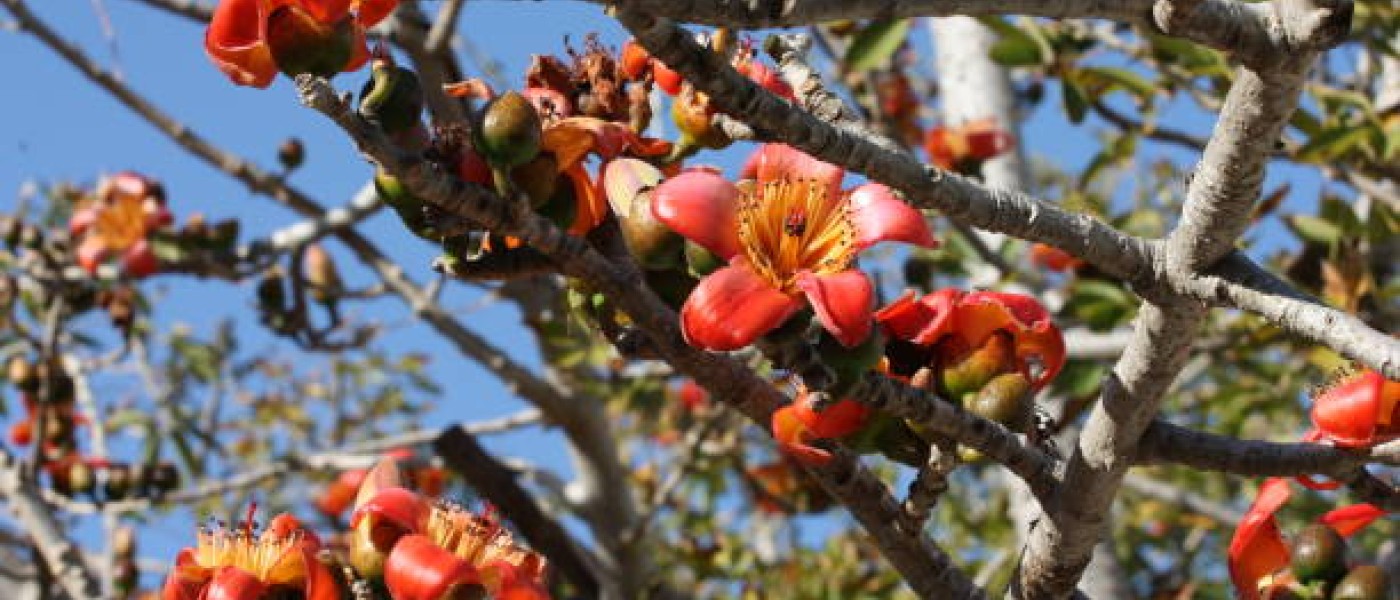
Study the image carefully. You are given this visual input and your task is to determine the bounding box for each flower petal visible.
[651,169,742,261]
[1228,478,1294,600]
[203,567,269,600]
[121,240,160,278]
[680,261,801,351]
[351,486,431,543]
[772,405,833,466]
[354,0,399,26]
[563,163,605,235]
[796,269,874,349]
[204,0,284,88]
[1319,503,1386,537]
[794,391,871,439]
[741,144,842,197]
[384,534,481,600]
[846,183,936,249]
[1311,371,1385,448]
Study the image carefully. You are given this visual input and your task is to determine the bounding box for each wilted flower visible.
[923,118,1014,174]
[1228,478,1386,600]
[652,143,936,351]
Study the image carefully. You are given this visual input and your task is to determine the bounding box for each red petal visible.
[203,567,269,600]
[1310,371,1385,447]
[1320,503,1386,537]
[794,392,871,439]
[296,0,353,24]
[653,60,682,96]
[354,0,398,26]
[961,291,1064,389]
[875,288,961,346]
[741,144,842,198]
[795,269,874,348]
[69,207,97,236]
[351,486,431,538]
[651,169,742,261]
[121,240,160,278]
[204,0,285,88]
[771,405,832,466]
[77,238,109,275]
[384,534,481,600]
[1229,478,1294,600]
[563,164,605,235]
[744,62,794,101]
[301,543,341,600]
[846,183,936,250]
[680,260,801,351]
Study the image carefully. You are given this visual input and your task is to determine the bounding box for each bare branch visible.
[127,0,211,23]
[1137,420,1400,476]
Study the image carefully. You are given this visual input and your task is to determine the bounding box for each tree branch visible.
[0,448,101,599]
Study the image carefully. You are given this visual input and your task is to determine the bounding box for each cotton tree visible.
[0,0,1395,598]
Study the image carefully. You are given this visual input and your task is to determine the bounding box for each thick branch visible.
[1137,420,1400,478]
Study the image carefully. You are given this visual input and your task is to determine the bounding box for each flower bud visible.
[113,525,137,559]
[360,60,425,135]
[605,159,682,269]
[473,91,544,169]
[278,137,305,171]
[7,356,35,390]
[151,462,180,493]
[1333,566,1392,600]
[265,5,357,79]
[510,154,560,209]
[374,171,438,240]
[257,266,288,314]
[303,244,342,305]
[104,463,132,500]
[68,460,95,496]
[1290,523,1348,586]
[670,87,730,151]
[967,372,1033,432]
[938,332,1015,400]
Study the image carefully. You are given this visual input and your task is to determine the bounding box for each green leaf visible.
[844,19,911,72]
[1284,215,1342,246]
[989,34,1044,66]
[1061,73,1089,124]
[1296,125,1373,162]
[1078,66,1158,104]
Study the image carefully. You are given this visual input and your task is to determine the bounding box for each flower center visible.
[91,194,150,251]
[195,520,301,581]
[736,179,856,293]
[425,503,545,576]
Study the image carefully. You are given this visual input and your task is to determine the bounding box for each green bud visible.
[474,91,543,169]
[1290,523,1348,586]
[967,372,1033,432]
[938,332,1015,400]
[360,62,425,135]
[374,171,438,240]
[1332,566,1392,600]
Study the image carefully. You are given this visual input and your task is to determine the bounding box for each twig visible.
[0,448,101,599]
[126,0,210,23]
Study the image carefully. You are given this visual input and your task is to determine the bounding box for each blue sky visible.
[1,0,1328,592]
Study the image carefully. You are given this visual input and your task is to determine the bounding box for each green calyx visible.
[359,62,425,135]
[474,91,543,169]
[266,6,355,79]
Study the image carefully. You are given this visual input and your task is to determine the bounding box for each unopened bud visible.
[473,91,543,169]
[278,138,305,171]
[938,332,1015,400]
[360,61,425,135]
[967,372,1033,432]
[303,244,342,304]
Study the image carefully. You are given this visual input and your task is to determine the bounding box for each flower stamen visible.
[737,178,856,293]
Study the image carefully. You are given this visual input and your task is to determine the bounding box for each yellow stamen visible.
[193,521,301,581]
[736,178,856,293]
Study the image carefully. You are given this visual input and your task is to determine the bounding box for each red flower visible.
[652,144,936,350]
[875,288,1066,391]
[350,459,549,599]
[924,118,1014,173]
[771,389,872,466]
[162,510,338,600]
[205,0,398,88]
[1308,369,1400,449]
[1228,478,1386,600]
[69,172,172,278]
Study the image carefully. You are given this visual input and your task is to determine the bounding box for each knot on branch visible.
[1275,0,1353,51]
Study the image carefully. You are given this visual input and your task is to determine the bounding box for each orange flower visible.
[1308,369,1400,449]
[350,459,549,599]
[923,118,1014,174]
[1228,478,1386,600]
[162,510,338,600]
[69,172,172,277]
[205,0,399,88]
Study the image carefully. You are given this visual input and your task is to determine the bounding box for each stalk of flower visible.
[350,459,550,599]
[205,0,400,88]
[1227,478,1388,600]
[651,143,936,352]
[162,509,339,600]
[69,172,173,278]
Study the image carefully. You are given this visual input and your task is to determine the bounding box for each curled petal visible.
[958,291,1064,388]
[162,549,209,600]
[743,62,794,101]
[653,60,683,95]
[384,534,481,600]
[203,567,270,600]
[772,405,833,466]
[741,144,843,198]
[793,392,871,439]
[1319,503,1386,537]
[301,543,341,600]
[874,288,960,346]
[121,240,160,278]
[1228,478,1294,600]
[846,183,936,250]
[795,269,874,349]
[681,260,802,351]
[563,164,605,235]
[293,0,352,24]
[651,169,743,261]
[351,486,431,542]
[1304,369,1394,447]
[204,0,284,88]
